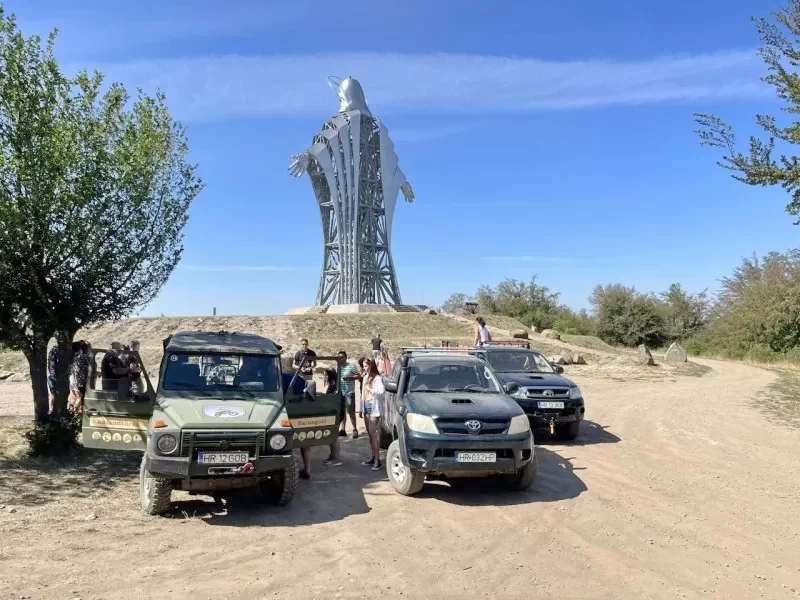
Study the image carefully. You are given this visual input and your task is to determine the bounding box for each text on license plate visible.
[538,401,564,409]
[455,451,496,463]
[197,452,249,464]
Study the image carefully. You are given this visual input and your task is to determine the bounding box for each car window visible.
[408,360,500,393]
[163,352,280,392]
[486,351,554,373]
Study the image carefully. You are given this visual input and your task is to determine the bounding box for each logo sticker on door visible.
[204,406,245,418]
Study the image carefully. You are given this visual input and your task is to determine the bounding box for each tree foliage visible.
[695,0,800,222]
[660,283,709,341]
[0,10,202,428]
[589,284,667,348]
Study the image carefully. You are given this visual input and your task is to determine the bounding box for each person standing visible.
[377,344,392,376]
[474,317,492,347]
[293,338,317,382]
[68,341,90,412]
[370,333,382,361]
[359,359,385,471]
[101,342,130,391]
[128,340,144,394]
[47,345,60,412]
[336,351,360,439]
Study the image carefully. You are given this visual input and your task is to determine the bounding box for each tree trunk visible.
[24,338,50,423]
[52,331,75,417]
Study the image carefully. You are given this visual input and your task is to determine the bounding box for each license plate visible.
[538,401,564,409]
[455,451,496,463]
[197,452,249,464]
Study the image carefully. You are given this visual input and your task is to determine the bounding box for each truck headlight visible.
[508,414,531,435]
[269,434,287,450]
[406,413,439,434]
[569,386,582,400]
[513,388,527,399]
[156,433,178,454]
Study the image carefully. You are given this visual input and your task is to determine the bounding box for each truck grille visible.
[435,418,510,435]
[180,430,265,458]
[525,387,570,398]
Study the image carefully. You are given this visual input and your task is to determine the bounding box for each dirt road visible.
[1,359,799,600]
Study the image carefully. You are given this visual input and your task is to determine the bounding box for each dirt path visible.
[1,359,799,600]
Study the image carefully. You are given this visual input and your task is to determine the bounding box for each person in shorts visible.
[336,351,360,439]
[68,341,90,412]
[370,333,382,360]
[359,359,385,471]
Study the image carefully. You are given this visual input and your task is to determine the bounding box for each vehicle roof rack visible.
[438,340,532,350]
[400,347,474,356]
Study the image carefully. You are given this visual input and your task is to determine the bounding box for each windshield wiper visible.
[231,386,255,398]
[446,387,494,393]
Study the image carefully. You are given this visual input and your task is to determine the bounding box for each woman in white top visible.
[474,316,492,347]
[359,359,385,471]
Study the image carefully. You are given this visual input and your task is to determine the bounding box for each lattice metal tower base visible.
[288,77,414,305]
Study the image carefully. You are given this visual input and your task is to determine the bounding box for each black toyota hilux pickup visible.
[470,343,585,440]
[378,349,537,496]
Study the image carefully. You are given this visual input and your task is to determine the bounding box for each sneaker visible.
[371,460,383,472]
[361,457,375,466]
[299,470,311,480]
[352,430,359,439]
[338,430,347,437]
[323,458,343,467]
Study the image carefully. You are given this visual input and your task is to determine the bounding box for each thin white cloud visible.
[481,256,568,263]
[179,264,295,272]
[89,49,767,122]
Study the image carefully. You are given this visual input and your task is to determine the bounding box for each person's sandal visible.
[338,430,347,437]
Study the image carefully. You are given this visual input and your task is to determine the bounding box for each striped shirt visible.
[338,363,358,395]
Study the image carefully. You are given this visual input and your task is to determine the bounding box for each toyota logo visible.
[543,389,555,397]
[465,419,481,433]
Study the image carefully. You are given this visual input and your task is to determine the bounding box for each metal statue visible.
[289,76,414,305]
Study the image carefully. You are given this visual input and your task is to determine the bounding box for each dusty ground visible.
[1,357,799,600]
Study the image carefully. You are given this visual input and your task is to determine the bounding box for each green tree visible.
[660,283,708,341]
[0,10,202,431]
[695,1,800,222]
[590,284,667,348]
[441,292,473,314]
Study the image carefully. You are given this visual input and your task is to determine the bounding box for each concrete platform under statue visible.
[286,304,430,315]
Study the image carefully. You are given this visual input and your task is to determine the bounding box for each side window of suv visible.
[390,358,401,384]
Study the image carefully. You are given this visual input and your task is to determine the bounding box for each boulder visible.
[664,342,688,364]
[572,354,587,365]
[0,371,13,381]
[422,308,437,315]
[636,344,655,366]
[541,329,561,340]
[548,355,567,365]
[530,325,538,334]
[510,329,529,340]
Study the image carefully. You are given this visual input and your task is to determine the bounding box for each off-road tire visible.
[259,455,298,506]
[378,418,393,450]
[386,440,425,496]
[139,454,172,516]
[502,455,538,491]
[558,421,581,441]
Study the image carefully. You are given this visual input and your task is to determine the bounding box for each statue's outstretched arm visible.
[401,181,415,203]
[288,150,312,177]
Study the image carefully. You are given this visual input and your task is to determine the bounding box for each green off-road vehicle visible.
[81,331,342,515]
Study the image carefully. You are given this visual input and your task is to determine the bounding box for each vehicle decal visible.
[203,406,246,418]
[290,415,336,428]
[88,416,149,431]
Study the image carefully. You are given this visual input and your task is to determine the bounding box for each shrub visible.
[24,410,82,457]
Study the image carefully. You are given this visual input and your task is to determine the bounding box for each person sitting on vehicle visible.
[474,317,492,347]
[127,340,145,395]
[324,368,337,393]
[101,342,130,392]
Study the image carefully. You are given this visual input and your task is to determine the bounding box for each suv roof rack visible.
[438,340,532,350]
[400,347,474,356]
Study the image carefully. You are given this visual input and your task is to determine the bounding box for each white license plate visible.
[455,451,496,463]
[538,401,564,409]
[197,452,249,464]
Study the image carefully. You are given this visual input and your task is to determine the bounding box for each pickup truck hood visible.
[406,391,522,420]
[494,372,576,388]
[159,396,282,429]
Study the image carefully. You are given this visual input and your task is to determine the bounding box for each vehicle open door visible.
[283,354,343,448]
[81,349,155,452]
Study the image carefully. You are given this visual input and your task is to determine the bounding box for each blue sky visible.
[12,0,796,315]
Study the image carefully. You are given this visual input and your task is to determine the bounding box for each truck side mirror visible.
[554,365,564,374]
[384,380,398,393]
[504,382,519,394]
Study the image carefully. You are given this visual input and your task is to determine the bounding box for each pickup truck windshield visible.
[163,352,280,392]
[408,360,500,393]
[486,351,554,373]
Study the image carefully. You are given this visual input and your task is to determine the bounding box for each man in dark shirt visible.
[370,333,382,360]
[293,339,317,381]
[100,342,130,391]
